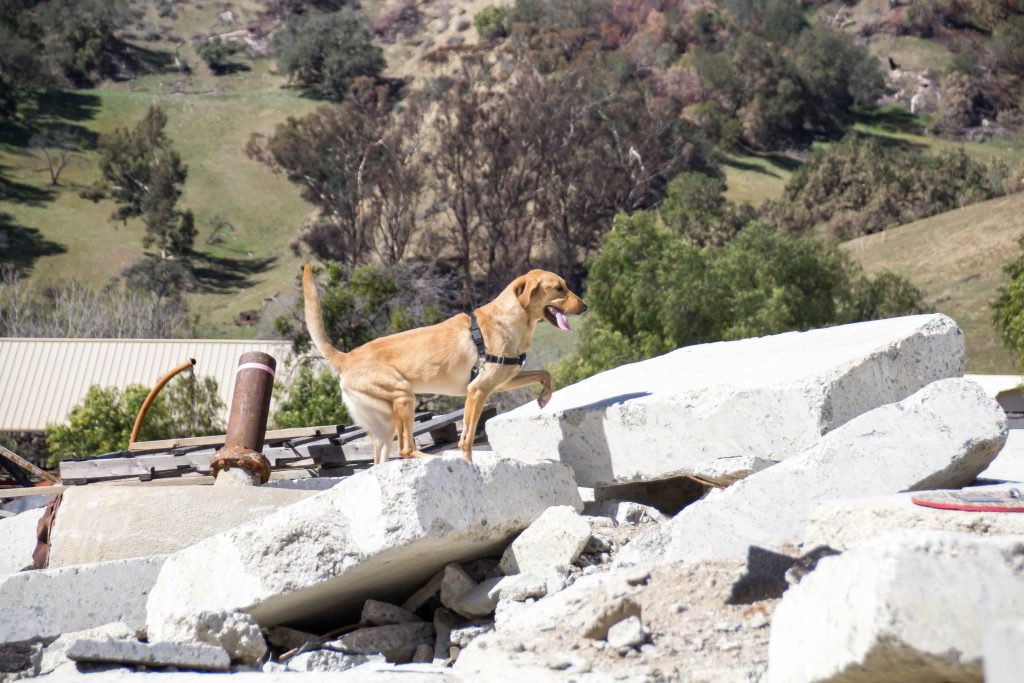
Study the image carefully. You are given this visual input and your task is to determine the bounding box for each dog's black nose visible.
[581,302,589,313]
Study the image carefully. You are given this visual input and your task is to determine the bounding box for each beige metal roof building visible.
[0,338,294,432]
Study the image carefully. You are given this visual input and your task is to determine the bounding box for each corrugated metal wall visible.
[0,339,294,431]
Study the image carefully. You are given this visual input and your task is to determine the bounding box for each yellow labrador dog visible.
[302,265,586,463]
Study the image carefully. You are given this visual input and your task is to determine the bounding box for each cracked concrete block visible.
[487,314,964,487]
[767,531,1024,683]
[66,638,231,671]
[49,485,315,567]
[805,483,1024,551]
[499,505,591,575]
[38,622,134,677]
[0,555,164,645]
[617,378,1006,565]
[146,455,580,635]
[0,507,45,575]
[286,650,381,672]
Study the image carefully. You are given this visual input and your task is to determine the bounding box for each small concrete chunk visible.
[606,615,645,650]
[286,650,380,672]
[330,622,435,663]
[0,555,164,646]
[985,619,1024,683]
[146,455,581,633]
[361,600,422,626]
[448,621,493,648]
[488,314,964,487]
[767,531,1024,683]
[264,626,319,651]
[66,638,231,671]
[447,577,501,619]
[439,564,477,611]
[690,455,775,487]
[38,622,134,677]
[499,505,591,575]
[805,483,1024,550]
[432,609,460,663]
[491,573,547,602]
[412,643,434,663]
[0,507,45,575]
[618,378,1007,565]
[594,500,668,525]
[151,610,266,663]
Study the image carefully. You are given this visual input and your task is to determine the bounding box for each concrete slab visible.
[616,378,1007,565]
[487,314,964,487]
[977,429,1024,483]
[0,556,165,645]
[49,485,316,567]
[985,619,1024,683]
[0,507,44,574]
[66,638,230,671]
[146,454,581,635]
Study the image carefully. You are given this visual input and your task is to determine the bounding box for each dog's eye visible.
[556,285,565,292]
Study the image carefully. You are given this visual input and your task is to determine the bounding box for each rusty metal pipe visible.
[209,352,276,484]
[129,358,197,447]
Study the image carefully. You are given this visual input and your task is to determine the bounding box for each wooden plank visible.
[0,444,61,484]
[127,424,348,452]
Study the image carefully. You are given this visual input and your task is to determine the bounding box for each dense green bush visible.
[553,211,922,386]
[272,9,385,100]
[992,15,1024,74]
[44,375,223,463]
[771,134,1008,238]
[195,36,236,74]
[270,365,349,429]
[474,6,510,39]
[992,234,1024,370]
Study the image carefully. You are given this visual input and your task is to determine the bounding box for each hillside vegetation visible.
[844,192,1024,373]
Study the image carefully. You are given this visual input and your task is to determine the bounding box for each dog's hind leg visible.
[393,393,426,459]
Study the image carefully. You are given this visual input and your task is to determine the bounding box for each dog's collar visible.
[470,313,526,382]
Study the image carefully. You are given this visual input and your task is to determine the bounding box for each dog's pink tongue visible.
[554,308,571,332]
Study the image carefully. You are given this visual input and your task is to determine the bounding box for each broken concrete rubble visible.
[284,650,381,673]
[361,600,423,627]
[805,483,1024,550]
[487,314,964,487]
[616,378,1006,565]
[767,531,1024,683]
[330,623,434,662]
[499,505,591,575]
[151,610,267,663]
[146,455,581,637]
[65,638,231,671]
[0,555,164,646]
[37,622,135,678]
[48,485,315,568]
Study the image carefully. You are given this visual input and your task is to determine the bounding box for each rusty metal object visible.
[0,444,60,485]
[33,493,63,569]
[129,358,197,447]
[209,352,277,484]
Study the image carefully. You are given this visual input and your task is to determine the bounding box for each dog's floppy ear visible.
[513,275,538,310]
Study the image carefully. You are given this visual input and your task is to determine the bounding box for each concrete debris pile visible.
[2,314,1023,683]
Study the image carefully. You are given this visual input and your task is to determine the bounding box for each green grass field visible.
[843,192,1024,374]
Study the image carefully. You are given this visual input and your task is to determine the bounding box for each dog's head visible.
[511,270,587,332]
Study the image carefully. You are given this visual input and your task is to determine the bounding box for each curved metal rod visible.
[129,358,197,447]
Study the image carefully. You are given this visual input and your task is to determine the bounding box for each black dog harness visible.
[469,313,526,382]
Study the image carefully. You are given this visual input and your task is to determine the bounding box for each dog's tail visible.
[302,264,348,369]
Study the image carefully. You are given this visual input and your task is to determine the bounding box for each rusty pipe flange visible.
[209,445,271,484]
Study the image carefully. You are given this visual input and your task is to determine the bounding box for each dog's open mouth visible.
[545,305,572,332]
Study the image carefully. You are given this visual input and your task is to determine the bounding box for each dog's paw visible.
[537,389,552,408]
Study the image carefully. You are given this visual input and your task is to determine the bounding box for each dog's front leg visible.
[495,369,554,408]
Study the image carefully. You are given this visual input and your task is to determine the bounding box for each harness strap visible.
[470,313,526,382]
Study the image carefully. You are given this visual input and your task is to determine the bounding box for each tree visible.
[474,6,510,39]
[91,106,196,258]
[30,0,140,85]
[272,8,385,100]
[0,23,50,121]
[991,15,1024,74]
[249,86,423,266]
[29,126,84,186]
[44,375,224,462]
[195,36,236,75]
[992,234,1024,370]
[270,365,349,429]
[553,212,923,386]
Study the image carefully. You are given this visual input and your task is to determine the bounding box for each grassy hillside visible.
[843,192,1024,373]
